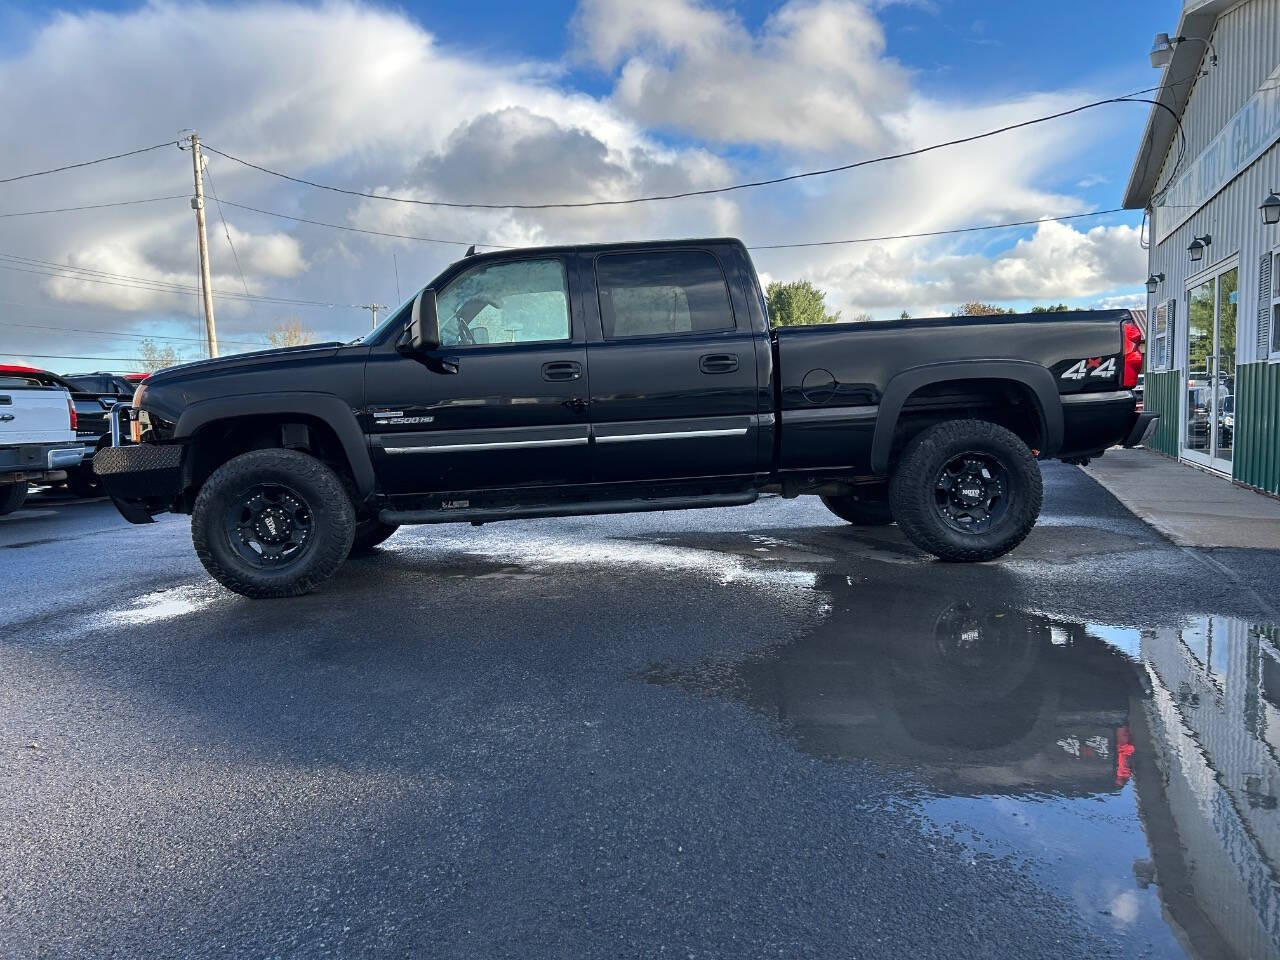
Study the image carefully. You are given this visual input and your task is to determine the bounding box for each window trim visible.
[433,256,574,351]
[1269,244,1280,363]
[593,248,738,342]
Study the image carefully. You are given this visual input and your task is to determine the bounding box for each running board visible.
[380,491,759,526]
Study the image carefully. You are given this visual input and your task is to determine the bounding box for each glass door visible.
[1182,265,1238,473]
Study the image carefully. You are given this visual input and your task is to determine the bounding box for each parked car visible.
[1,365,126,496]
[0,367,85,515]
[62,371,141,397]
[95,238,1155,598]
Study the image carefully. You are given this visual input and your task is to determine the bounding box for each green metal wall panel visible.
[1144,369,1182,457]
[1235,361,1280,495]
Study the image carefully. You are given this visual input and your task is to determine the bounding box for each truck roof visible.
[456,236,748,267]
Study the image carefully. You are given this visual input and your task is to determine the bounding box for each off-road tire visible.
[191,448,355,599]
[350,517,400,554]
[888,419,1041,562]
[820,492,894,526]
[0,481,29,516]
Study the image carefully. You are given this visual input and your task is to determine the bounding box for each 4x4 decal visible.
[1061,357,1115,381]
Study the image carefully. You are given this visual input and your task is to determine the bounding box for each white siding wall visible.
[1147,0,1280,366]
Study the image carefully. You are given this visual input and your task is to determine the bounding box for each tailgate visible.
[0,387,74,445]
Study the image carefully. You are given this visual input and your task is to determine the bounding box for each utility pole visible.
[360,303,388,329]
[187,132,219,357]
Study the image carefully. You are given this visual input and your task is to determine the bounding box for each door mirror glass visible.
[407,288,440,354]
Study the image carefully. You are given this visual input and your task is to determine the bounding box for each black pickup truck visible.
[96,238,1154,598]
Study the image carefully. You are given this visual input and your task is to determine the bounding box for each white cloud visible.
[806,221,1146,315]
[0,0,1145,366]
[573,0,910,148]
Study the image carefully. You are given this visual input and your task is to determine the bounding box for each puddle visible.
[104,584,219,625]
[648,579,1280,960]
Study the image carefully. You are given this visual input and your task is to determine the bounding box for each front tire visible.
[0,481,29,516]
[191,449,355,599]
[889,419,1041,562]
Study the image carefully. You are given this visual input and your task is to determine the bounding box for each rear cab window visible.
[596,250,735,339]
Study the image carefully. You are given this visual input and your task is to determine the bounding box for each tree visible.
[953,301,1014,317]
[848,311,874,323]
[137,339,179,373]
[766,280,841,327]
[1030,303,1075,313]
[898,310,912,320]
[267,318,316,348]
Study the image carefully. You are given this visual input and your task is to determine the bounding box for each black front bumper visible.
[93,443,184,524]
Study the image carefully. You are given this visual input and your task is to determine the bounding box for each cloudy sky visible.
[0,0,1180,371]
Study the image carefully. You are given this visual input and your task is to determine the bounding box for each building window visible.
[1151,299,1173,371]
[1271,250,1280,358]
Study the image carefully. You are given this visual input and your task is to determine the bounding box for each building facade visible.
[1125,0,1280,494]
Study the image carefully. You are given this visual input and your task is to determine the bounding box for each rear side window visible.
[596,250,735,339]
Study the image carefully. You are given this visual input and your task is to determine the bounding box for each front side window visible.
[596,250,735,339]
[436,258,570,347]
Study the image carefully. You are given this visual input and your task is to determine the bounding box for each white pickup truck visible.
[0,368,86,515]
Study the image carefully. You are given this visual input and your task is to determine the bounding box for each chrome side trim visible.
[595,427,748,444]
[1060,390,1134,405]
[384,437,589,454]
[783,405,879,422]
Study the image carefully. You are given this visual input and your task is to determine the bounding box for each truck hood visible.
[144,342,346,386]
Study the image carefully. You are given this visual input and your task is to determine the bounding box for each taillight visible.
[66,396,77,432]
[1122,321,1143,389]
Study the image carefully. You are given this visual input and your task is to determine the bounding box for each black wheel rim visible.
[224,483,315,569]
[932,451,1010,535]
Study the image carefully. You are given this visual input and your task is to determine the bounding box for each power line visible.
[216,199,513,248]
[219,194,1131,252]
[1,351,171,363]
[202,82,1181,211]
[0,196,188,219]
[202,163,254,304]
[0,141,177,185]
[0,317,267,348]
[745,208,1130,250]
[0,252,364,309]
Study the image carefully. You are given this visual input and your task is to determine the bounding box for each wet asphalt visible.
[2,464,1279,960]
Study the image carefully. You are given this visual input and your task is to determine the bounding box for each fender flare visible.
[174,392,376,497]
[870,360,1062,476]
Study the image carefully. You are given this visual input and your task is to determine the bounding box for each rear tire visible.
[820,492,893,526]
[889,419,1041,562]
[350,517,400,554]
[191,448,355,599]
[0,481,29,516]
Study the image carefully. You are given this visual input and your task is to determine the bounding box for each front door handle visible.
[0,414,13,422]
[543,361,583,382]
[699,353,739,374]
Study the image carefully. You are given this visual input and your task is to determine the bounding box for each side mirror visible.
[407,288,440,354]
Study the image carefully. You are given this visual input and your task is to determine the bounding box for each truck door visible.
[583,248,763,482]
[363,256,591,496]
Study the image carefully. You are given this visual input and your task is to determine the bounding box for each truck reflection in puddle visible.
[647,578,1280,960]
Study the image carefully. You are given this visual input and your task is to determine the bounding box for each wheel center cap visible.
[956,475,987,505]
[255,507,293,543]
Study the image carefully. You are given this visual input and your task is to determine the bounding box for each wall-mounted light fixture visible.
[1145,273,1165,293]
[1188,235,1212,262]
[1150,33,1218,69]
[1261,189,1280,226]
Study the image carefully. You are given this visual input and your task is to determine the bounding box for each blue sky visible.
[0,0,1186,370]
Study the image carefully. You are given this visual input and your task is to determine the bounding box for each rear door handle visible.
[543,361,583,382]
[699,353,739,374]
[0,414,13,422]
